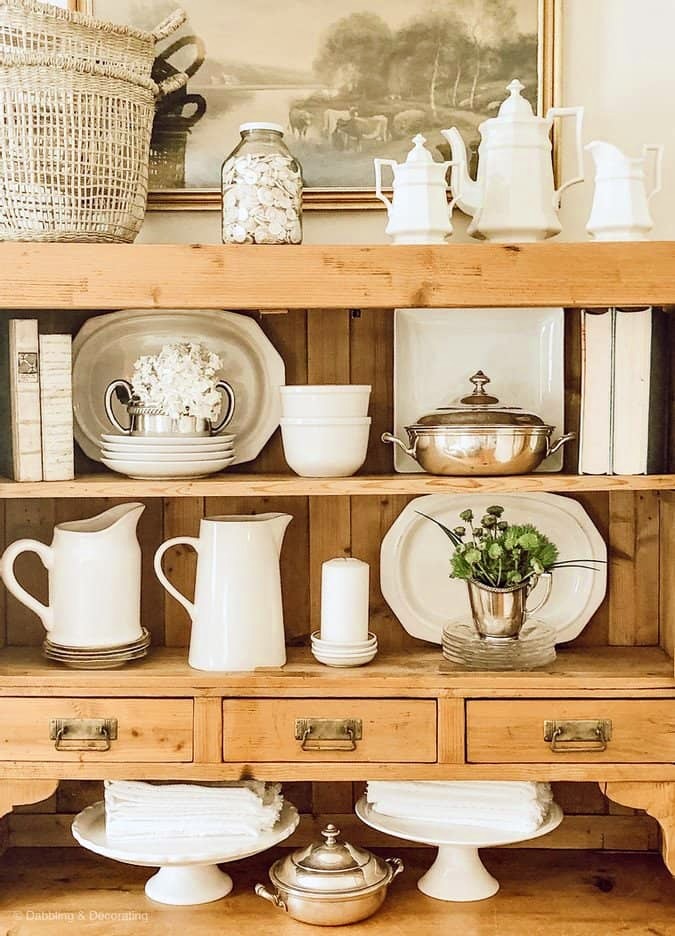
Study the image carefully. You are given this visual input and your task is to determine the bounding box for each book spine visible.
[9,319,42,482]
[39,334,74,481]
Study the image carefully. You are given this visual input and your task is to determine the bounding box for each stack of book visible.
[0,319,74,482]
[579,306,672,475]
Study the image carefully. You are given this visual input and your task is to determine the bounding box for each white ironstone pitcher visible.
[1,503,145,648]
[154,513,292,671]
[585,140,663,241]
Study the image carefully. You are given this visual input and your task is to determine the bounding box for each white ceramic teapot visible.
[374,134,454,244]
[154,512,292,671]
[444,79,584,242]
[1,503,145,648]
[585,140,663,241]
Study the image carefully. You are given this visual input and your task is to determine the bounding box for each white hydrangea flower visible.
[131,342,224,420]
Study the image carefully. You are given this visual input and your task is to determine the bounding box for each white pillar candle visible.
[320,558,370,643]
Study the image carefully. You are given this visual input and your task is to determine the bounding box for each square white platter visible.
[393,307,565,472]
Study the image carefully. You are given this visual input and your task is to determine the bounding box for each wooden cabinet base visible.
[0,780,59,820]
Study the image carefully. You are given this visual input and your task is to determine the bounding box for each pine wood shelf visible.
[0,472,674,497]
[2,242,675,310]
[0,645,672,694]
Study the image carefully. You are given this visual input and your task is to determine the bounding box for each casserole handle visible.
[546,431,576,458]
[381,432,418,460]
[255,884,287,911]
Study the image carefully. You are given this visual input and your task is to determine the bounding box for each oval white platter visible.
[73,309,285,465]
[380,492,607,645]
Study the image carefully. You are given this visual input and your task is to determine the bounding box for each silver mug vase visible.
[104,378,236,437]
[467,573,553,639]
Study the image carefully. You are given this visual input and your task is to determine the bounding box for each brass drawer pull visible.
[49,718,118,752]
[295,718,362,752]
[543,719,612,753]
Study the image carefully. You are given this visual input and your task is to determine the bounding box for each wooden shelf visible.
[1,847,671,935]
[1,645,673,695]
[1,472,674,498]
[2,242,675,310]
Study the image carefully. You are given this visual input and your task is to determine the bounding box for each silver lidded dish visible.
[255,823,403,926]
[382,370,575,476]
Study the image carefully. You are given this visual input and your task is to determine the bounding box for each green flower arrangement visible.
[418,505,588,589]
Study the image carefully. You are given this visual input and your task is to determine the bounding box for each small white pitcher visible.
[374,134,454,244]
[586,140,663,241]
[1,503,145,648]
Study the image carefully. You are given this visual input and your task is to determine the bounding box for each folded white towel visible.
[366,781,554,834]
[104,780,283,839]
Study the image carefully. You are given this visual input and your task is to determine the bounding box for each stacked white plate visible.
[310,630,378,667]
[43,628,151,670]
[99,434,236,480]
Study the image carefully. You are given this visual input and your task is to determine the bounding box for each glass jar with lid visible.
[221,122,303,245]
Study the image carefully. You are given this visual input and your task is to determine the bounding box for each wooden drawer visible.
[466,699,675,763]
[0,699,193,762]
[223,699,437,762]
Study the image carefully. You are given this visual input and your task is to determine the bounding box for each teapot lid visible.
[404,133,436,163]
[271,824,391,895]
[496,79,535,120]
[412,370,550,428]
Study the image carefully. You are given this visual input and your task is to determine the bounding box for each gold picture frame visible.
[70,0,559,211]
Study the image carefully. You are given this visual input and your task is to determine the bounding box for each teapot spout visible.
[441,127,480,217]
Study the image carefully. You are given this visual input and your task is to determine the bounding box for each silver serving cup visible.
[104,378,235,437]
[467,573,552,639]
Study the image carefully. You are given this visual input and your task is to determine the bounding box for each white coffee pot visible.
[154,512,291,671]
[1,503,145,648]
[444,79,584,242]
[585,140,663,241]
[374,134,454,244]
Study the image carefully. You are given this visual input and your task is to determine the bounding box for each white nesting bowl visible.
[281,385,371,418]
[280,417,371,478]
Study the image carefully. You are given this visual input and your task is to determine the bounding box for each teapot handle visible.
[211,379,236,434]
[643,144,664,200]
[547,106,585,205]
[154,537,200,619]
[373,159,397,212]
[1,539,54,632]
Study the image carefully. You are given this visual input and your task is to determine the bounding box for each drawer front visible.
[0,699,193,762]
[223,699,437,763]
[467,699,675,763]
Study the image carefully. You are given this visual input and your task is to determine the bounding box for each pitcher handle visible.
[373,159,396,211]
[547,106,585,205]
[104,380,134,435]
[211,380,236,434]
[1,539,54,632]
[153,537,200,618]
[643,144,664,200]
[525,572,553,618]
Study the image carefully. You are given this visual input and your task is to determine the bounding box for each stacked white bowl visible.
[280,385,371,477]
[99,433,236,480]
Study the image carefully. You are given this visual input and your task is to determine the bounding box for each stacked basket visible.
[0,0,186,241]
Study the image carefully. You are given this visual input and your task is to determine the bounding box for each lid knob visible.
[460,370,500,405]
[321,824,340,846]
[497,78,534,119]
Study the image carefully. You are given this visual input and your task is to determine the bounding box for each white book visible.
[611,307,654,475]
[579,309,614,475]
[39,334,74,481]
[9,319,42,481]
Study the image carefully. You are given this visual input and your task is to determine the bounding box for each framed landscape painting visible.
[70,0,558,209]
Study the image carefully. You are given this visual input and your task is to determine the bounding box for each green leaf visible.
[415,512,462,547]
[488,543,503,559]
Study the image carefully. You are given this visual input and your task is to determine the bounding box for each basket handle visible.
[156,71,188,100]
[151,8,187,42]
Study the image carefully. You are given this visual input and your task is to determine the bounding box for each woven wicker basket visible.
[0,52,186,242]
[0,0,185,80]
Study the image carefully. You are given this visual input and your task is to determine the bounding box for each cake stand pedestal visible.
[355,797,562,902]
[72,801,299,905]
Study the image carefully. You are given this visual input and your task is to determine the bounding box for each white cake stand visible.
[72,800,299,906]
[355,796,562,902]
